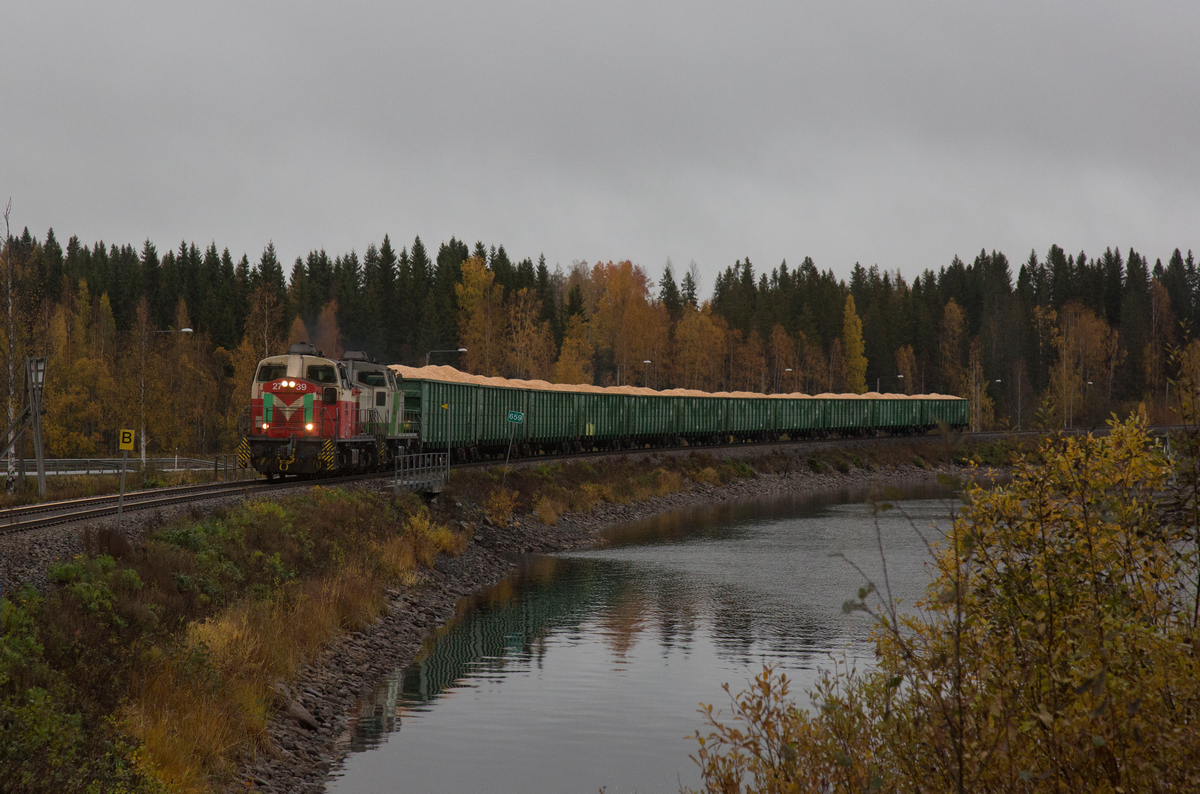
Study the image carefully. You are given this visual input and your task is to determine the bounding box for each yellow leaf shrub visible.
[690,416,1200,792]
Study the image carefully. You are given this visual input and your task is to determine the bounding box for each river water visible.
[327,482,959,794]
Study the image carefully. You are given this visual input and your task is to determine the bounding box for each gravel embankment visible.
[0,481,320,594]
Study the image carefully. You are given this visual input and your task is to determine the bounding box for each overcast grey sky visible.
[4,1,1198,293]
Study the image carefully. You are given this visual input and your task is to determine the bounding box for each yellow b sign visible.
[119,429,135,451]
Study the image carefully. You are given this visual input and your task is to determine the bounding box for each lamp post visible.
[642,359,652,388]
[426,348,467,367]
[144,327,192,468]
[783,367,793,393]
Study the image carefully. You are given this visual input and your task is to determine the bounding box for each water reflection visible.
[330,482,958,794]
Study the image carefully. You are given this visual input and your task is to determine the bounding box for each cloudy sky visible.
[3,1,1198,293]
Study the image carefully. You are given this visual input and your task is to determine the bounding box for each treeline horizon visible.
[3,223,1198,456]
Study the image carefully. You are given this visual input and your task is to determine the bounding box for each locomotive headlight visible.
[262,422,269,430]
[306,423,314,431]
[287,380,295,388]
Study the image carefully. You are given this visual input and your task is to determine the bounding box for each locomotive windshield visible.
[356,371,387,387]
[256,363,287,382]
[306,365,338,384]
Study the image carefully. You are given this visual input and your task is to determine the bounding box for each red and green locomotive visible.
[238,343,416,478]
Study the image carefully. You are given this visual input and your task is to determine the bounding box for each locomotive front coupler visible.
[274,437,298,471]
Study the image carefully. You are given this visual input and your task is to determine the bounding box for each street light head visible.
[181,327,193,333]
[458,348,467,352]
[897,374,904,378]
[643,359,651,364]
[785,368,793,372]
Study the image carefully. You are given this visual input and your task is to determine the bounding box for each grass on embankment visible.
[0,487,464,793]
[444,434,1025,526]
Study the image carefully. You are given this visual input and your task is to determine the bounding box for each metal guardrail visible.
[7,457,218,476]
[214,454,260,482]
[393,452,447,492]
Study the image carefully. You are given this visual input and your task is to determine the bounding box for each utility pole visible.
[4,200,14,493]
[138,300,149,468]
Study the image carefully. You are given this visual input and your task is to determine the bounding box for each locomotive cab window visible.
[256,363,287,382]
[376,391,387,407]
[306,365,337,384]
[357,371,386,387]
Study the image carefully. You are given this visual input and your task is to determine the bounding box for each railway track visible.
[0,473,383,535]
[1,424,1179,537]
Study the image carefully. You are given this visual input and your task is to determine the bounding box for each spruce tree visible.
[491,245,514,293]
[1163,249,1190,337]
[432,237,468,349]
[43,229,64,299]
[361,242,387,356]
[1102,247,1124,327]
[215,247,237,349]
[516,257,536,291]
[289,255,309,329]
[1048,244,1072,308]
[681,261,700,308]
[565,284,586,319]
[659,260,682,322]
[234,253,251,339]
[405,236,430,357]
[334,250,363,347]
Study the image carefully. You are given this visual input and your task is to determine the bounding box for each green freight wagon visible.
[872,397,922,434]
[401,378,479,450]
[626,394,677,443]
[393,366,970,457]
[527,389,574,449]
[674,395,724,442]
[773,396,825,438]
[826,397,872,434]
[920,397,969,431]
[717,394,778,441]
[476,384,528,449]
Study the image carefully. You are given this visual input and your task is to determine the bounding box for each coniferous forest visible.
[3,225,1197,456]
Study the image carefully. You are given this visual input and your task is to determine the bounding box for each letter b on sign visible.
[119,429,135,451]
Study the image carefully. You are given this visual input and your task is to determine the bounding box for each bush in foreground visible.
[690,416,1200,792]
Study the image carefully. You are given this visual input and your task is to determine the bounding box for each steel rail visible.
[2,480,261,523]
[0,472,380,535]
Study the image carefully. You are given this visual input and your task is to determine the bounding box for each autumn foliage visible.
[2,227,1196,461]
[688,415,1200,792]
